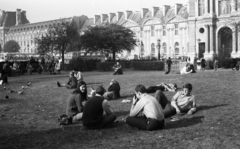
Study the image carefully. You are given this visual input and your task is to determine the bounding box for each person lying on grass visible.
[154,83,197,118]
[126,85,165,131]
[82,86,117,129]
[89,79,121,100]
[57,71,78,89]
[64,81,88,124]
[146,83,178,93]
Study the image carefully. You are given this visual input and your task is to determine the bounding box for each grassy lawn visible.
[0,69,240,149]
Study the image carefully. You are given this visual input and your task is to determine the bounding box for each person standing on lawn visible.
[126,85,165,131]
[65,81,88,124]
[214,59,219,71]
[165,57,172,74]
[154,83,197,118]
[57,71,78,89]
[82,86,117,129]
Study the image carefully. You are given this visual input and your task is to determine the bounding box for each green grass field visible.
[0,69,240,149]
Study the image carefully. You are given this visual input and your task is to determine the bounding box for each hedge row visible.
[66,58,100,71]
[96,62,130,71]
[130,61,165,70]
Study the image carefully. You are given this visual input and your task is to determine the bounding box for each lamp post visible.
[157,39,161,61]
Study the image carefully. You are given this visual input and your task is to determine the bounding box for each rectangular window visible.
[151,26,155,37]
[163,26,166,36]
[198,0,205,16]
[175,24,178,35]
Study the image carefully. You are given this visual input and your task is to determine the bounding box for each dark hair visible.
[95,86,106,96]
[183,83,192,91]
[72,81,87,100]
[135,85,147,93]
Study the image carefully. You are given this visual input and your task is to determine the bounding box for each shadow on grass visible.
[164,116,204,129]
[197,104,228,111]
[86,82,104,86]
[119,94,134,99]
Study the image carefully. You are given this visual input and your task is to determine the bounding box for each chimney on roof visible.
[152,7,159,17]
[109,13,116,22]
[175,4,183,15]
[117,12,124,21]
[126,10,132,19]
[101,14,108,23]
[163,5,170,16]
[142,8,149,18]
[16,9,22,26]
[94,15,101,24]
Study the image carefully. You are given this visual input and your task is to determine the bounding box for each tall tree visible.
[35,20,80,69]
[80,23,137,60]
[35,34,55,55]
[3,40,20,53]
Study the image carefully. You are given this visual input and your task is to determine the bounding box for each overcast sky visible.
[1,0,188,23]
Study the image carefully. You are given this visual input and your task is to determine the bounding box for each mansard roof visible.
[128,12,142,24]
[81,18,94,30]
[0,11,29,27]
[177,6,188,19]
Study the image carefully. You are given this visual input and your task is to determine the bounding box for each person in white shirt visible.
[155,83,197,118]
[180,63,192,74]
[126,85,165,131]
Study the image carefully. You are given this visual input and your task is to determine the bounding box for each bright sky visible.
[1,0,188,23]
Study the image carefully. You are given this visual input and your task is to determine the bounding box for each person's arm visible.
[170,92,181,113]
[102,99,113,115]
[187,96,197,115]
[75,94,84,112]
[129,96,145,117]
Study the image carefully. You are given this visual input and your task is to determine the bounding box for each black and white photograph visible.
[1,0,240,148]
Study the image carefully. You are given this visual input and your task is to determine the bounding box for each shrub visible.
[206,60,214,69]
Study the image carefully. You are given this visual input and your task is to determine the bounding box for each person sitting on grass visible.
[126,85,165,131]
[64,81,88,124]
[104,79,121,100]
[89,80,121,101]
[82,86,117,129]
[74,70,83,83]
[57,71,78,89]
[113,61,123,75]
[154,83,197,118]
[146,83,178,93]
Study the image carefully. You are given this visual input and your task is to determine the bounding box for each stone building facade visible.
[1,0,240,61]
[0,9,88,55]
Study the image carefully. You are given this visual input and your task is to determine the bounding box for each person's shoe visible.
[57,82,61,87]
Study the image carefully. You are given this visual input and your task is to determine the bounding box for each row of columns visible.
[197,0,240,17]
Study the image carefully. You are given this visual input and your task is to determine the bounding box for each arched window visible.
[162,43,167,55]
[151,43,155,57]
[175,42,179,56]
[198,0,205,16]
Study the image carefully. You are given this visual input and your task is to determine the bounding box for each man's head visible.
[95,85,106,96]
[134,85,147,99]
[182,83,192,96]
[116,61,119,65]
[70,71,75,77]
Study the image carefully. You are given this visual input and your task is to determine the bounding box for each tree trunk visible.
[112,49,116,61]
[61,46,65,70]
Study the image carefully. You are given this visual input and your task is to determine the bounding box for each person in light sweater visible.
[126,85,165,131]
[154,83,197,118]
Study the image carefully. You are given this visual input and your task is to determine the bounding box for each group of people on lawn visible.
[58,68,196,131]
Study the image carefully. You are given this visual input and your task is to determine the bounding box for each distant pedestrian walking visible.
[201,58,206,71]
[165,57,172,74]
[214,59,219,71]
